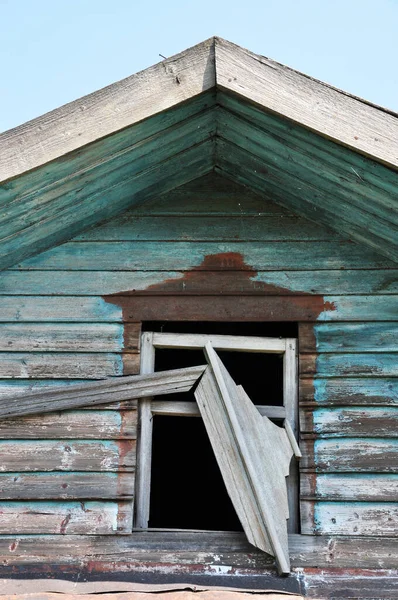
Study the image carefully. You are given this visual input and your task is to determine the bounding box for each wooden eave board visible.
[215,93,398,263]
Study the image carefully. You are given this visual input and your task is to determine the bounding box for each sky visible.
[1,0,397,132]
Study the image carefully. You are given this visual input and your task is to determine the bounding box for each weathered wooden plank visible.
[299,377,398,406]
[0,295,123,320]
[0,352,139,379]
[0,323,139,352]
[300,473,398,501]
[0,110,216,244]
[303,569,398,600]
[1,95,215,204]
[300,322,398,353]
[0,532,396,569]
[0,381,138,410]
[151,400,286,420]
[1,273,396,297]
[0,365,205,418]
[300,353,398,377]
[216,142,398,263]
[0,593,305,600]
[18,240,396,271]
[195,346,293,574]
[301,437,398,472]
[0,138,214,272]
[153,332,286,352]
[0,440,136,472]
[0,472,134,500]
[215,38,398,169]
[0,501,132,534]
[131,172,290,216]
[75,215,339,242]
[300,406,398,437]
[0,39,215,181]
[0,410,137,439]
[301,500,398,536]
[218,93,396,201]
[218,108,397,228]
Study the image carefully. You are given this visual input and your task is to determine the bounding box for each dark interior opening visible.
[146,321,297,531]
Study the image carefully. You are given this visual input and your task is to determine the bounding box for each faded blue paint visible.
[313,378,398,405]
[315,353,398,377]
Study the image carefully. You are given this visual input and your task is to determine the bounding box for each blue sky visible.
[1,0,397,132]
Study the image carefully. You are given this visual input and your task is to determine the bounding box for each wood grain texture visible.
[0,365,205,418]
[2,272,396,296]
[0,440,136,472]
[300,353,398,377]
[0,410,137,439]
[0,39,215,180]
[195,346,293,574]
[0,501,132,535]
[300,377,398,406]
[0,352,137,379]
[299,322,398,353]
[18,240,396,271]
[301,500,398,536]
[0,472,134,500]
[301,437,398,472]
[300,406,398,437]
[215,38,398,168]
[300,473,398,501]
[215,140,398,263]
[0,531,396,569]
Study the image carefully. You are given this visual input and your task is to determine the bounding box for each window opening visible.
[136,322,299,539]
[149,414,243,531]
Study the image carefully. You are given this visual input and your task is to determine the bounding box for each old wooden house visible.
[0,38,397,599]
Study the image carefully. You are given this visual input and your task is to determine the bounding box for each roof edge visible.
[214,37,398,170]
[0,37,216,182]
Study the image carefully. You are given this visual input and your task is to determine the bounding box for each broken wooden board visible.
[194,343,295,575]
[0,365,205,419]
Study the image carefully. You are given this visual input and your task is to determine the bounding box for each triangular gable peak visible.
[0,37,397,269]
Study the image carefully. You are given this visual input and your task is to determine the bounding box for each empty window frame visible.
[135,331,299,536]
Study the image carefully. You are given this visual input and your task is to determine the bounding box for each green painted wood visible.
[0,110,215,241]
[1,273,396,296]
[300,378,398,406]
[301,406,398,437]
[215,143,398,263]
[312,323,398,352]
[17,241,395,271]
[300,473,398,501]
[0,140,214,271]
[0,92,215,205]
[0,296,123,321]
[75,215,339,242]
[0,323,127,352]
[217,107,397,227]
[301,438,398,472]
[0,410,137,439]
[0,352,139,378]
[0,440,136,471]
[302,501,398,535]
[217,92,398,262]
[130,172,290,216]
[301,353,398,378]
[0,472,134,500]
[0,501,132,534]
[217,93,397,199]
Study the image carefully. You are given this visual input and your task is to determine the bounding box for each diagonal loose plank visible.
[0,365,205,419]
